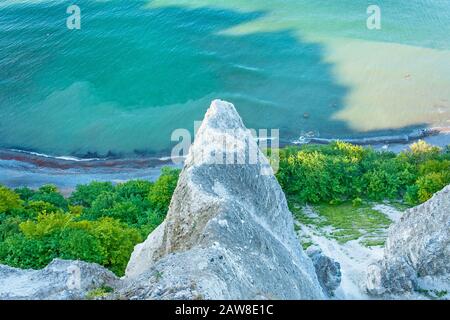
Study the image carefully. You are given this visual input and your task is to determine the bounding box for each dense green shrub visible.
[0,215,22,241]
[69,182,114,207]
[1,140,448,275]
[78,169,180,229]
[407,140,441,163]
[0,186,22,213]
[0,213,142,275]
[148,167,180,214]
[88,218,142,275]
[277,140,449,204]
[0,235,52,269]
[0,167,180,275]
[14,187,35,202]
[416,172,448,203]
[115,180,153,199]
[29,185,69,210]
[58,228,105,264]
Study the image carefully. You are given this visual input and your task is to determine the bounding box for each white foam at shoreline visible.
[8,149,104,162]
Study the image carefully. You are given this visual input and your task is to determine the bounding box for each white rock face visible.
[122,100,325,299]
[0,259,119,300]
[366,185,450,296]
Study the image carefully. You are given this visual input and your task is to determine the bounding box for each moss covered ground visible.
[289,198,395,247]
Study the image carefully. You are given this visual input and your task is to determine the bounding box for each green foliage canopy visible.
[277,141,449,205]
[0,167,180,276]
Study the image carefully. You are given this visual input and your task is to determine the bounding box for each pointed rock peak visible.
[201,99,245,131]
[186,100,265,170]
[124,100,324,299]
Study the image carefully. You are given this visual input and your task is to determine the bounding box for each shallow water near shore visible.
[1,132,448,192]
[0,156,177,195]
[0,0,449,159]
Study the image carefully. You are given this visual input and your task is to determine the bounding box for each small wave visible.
[157,156,173,161]
[232,63,263,73]
[8,149,104,162]
[227,93,277,107]
[158,155,186,162]
[292,131,319,145]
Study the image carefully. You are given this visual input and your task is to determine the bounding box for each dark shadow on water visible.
[0,1,436,158]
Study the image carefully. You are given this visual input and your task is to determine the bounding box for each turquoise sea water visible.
[0,0,449,158]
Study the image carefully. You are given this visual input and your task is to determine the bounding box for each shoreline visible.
[296,127,450,153]
[1,128,449,194]
[293,127,448,146]
[2,127,448,166]
[0,150,183,196]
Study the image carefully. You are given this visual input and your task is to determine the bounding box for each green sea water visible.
[0,0,449,157]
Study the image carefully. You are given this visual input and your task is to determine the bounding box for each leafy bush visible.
[29,185,68,210]
[58,228,105,264]
[0,168,180,275]
[0,235,52,269]
[0,215,22,241]
[404,185,420,205]
[416,172,447,203]
[0,186,22,214]
[69,182,114,207]
[1,140,448,276]
[148,167,180,214]
[407,140,441,162]
[88,218,142,275]
[277,141,449,204]
[115,180,153,199]
[14,187,35,202]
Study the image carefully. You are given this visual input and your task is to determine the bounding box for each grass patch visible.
[301,240,314,250]
[313,203,391,230]
[85,285,114,300]
[435,290,448,298]
[416,288,448,299]
[361,239,386,247]
[289,201,320,226]
[314,203,391,244]
[386,201,412,212]
[290,199,392,246]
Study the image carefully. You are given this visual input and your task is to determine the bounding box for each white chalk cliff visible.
[0,259,119,300]
[121,100,325,299]
[366,185,450,297]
